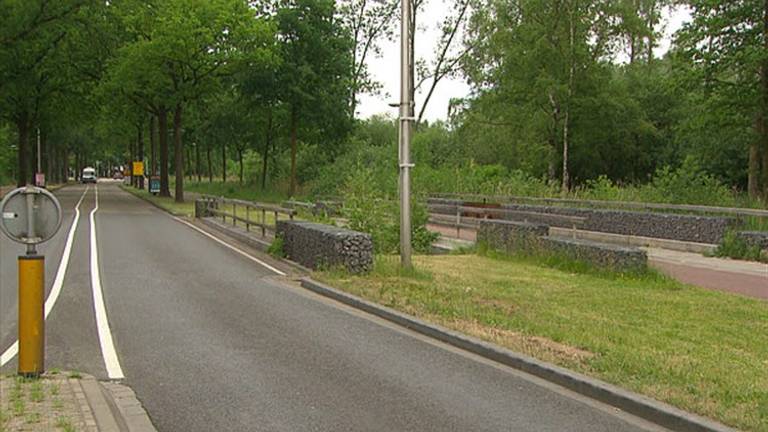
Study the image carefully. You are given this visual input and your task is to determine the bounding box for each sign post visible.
[0,186,62,377]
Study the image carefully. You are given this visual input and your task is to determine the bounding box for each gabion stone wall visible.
[276,220,373,274]
[427,198,735,244]
[737,231,768,250]
[194,199,213,218]
[477,220,549,254]
[499,204,735,244]
[540,237,648,272]
[476,219,647,272]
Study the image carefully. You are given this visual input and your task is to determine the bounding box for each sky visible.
[355,3,693,123]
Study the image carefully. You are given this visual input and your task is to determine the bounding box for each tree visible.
[676,0,768,199]
[415,0,471,125]
[461,0,627,190]
[275,0,355,196]
[338,0,399,116]
[102,0,272,201]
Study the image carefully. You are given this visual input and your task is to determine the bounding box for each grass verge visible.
[184,180,290,203]
[120,185,194,217]
[317,254,768,431]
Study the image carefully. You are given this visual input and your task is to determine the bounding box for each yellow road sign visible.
[133,161,144,176]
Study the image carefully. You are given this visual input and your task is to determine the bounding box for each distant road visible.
[2,183,666,431]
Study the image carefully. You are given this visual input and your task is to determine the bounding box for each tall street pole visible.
[36,128,41,174]
[398,0,413,268]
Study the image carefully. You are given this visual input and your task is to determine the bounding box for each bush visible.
[268,234,285,258]
[714,231,766,262]
[640,157,737,206]
[342,166,437,254]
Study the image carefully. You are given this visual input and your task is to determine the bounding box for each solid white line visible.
[1,186,90,366]
[170,216,287,276]
[89,184,125,379]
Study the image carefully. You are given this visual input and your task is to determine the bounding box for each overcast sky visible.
[355,3,693,122]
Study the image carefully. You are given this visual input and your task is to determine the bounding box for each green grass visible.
[29,381,44,402]
[120,185,194,217]
[317,254,768,431]
[714,231,768,263]
[25,412,41,424]
[66,371,81,380]
[55,416,75,432]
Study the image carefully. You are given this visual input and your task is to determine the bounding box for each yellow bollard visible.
[18,255,44,377]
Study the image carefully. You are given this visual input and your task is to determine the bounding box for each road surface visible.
[2,183,666,431]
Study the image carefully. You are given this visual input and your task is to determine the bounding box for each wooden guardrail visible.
[430,193,768,218]
[202,195,296,237]
[427,203,586,239]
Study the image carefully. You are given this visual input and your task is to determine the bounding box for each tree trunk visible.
[149,115,156,176]
[761,0,768,199]
[158,106,170,197]
[221,141,226,183]
[290,106,298,196]
[749,137,760,198]
[16,113,29,186]
[174,103,184,203]
[562,2,575,195]
[261,108,272,191]
[207,145,213,183]
[137,124,145,190]
[196,141,201,183]
[238,148,244,185]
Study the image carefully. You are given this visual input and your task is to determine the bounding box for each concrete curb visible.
[75,374,157,432]
[299,277,737,432]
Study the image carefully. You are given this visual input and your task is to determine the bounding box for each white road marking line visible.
[89,184,125,379]
[170,215,287,276]
[1,186,90,366]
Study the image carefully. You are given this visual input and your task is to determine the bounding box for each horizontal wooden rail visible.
[203,195,295,237]
[428,204,587,226]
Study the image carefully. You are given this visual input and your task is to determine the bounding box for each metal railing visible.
[427,203,586,239]
[202,195,296,237]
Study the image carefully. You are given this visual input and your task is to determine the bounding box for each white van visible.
[81,167,97,184]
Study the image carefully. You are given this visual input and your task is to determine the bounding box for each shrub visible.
[714,231,766,262]
[640,157,737,206]
[342,166,437,254]
[268,234,285,258]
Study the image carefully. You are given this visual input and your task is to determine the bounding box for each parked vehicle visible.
[82,167,97,184]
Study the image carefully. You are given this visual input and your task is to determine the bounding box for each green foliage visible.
[642,157,737,206]
[0,124,14,184]
[268,234,286,258]
[342,166,437,254]
[576,158,739,206]
[715,231,767,263]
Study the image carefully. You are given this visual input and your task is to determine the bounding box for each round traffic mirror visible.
[0,186,62,245]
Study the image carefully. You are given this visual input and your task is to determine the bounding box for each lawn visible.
[318,254,768,431]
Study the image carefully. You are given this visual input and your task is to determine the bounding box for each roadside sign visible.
[0,186,62,245]
[149,176,160,194]
[133,161,144,177]
[34,173,45,188]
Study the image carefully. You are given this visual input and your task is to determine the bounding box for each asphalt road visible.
[1,183,667,431]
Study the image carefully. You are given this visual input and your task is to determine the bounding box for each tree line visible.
[2,0,768,206]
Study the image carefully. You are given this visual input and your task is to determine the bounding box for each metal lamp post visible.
[399,0,414,268]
